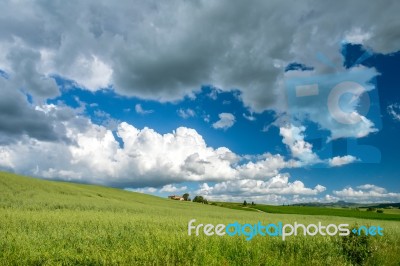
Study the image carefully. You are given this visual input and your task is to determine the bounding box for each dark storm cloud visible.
[0,76,85,144]
[0,0,399,144]
[6,46,59,98]
[0,78,59,142]
[0,0,399,112]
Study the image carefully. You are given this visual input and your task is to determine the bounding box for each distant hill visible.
[369,202,400,208]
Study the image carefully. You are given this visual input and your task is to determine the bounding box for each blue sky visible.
[0,1,399,204]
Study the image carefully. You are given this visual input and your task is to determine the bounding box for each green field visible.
[378,209,400,215]
[213,203,400,221]
[1,172,399,265]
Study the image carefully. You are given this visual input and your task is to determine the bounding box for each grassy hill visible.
[1,171,399,265]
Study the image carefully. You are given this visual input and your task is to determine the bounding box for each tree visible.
[193,195,204,203]
[243,200,247,206]
[193,195,208,204]
[251,201,255,206]
[182,193,189,201]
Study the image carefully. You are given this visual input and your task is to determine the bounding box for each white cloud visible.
[195,175,326,202]
[279,124,320,164]
[328,155,358,167]
[0,104,333,190]
[159,184,188,193]
[324,194,340,202]
[344,28,372,44]
[387,103,400,122]
[0,105,274,187]
[236,153,296,179]
[279,124,360,167]
[212,113,236,130]
[43,53,112,90]
[135,104,154,115]
[177,108,196,119]
[356,184,387,194]
[126,187,157,194]
[333,184,400,202]
[126,184,189,194]
[0,101,379,203]
[1,109,353,189]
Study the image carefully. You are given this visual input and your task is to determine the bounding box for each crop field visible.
[1,171,399,265]
[213,202,400,221]
[251,205,400,220]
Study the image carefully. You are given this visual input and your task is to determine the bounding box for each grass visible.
[1,171,400,265]
[250,205,400,221]
[379,208,400,215]
[214,202,400,221]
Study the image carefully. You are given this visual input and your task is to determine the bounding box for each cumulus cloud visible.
[328,155,358,167]
[56,55,112,90]
[279,124,320,164]
[278,123,360,167]
[356,184,387,193]
[159,184,188,193]
[212,113,236,130]
[195,175,326,202]
[0,103,336,191]
[333,184,400,202]
[236,153,297,179]
[135,104,154,115]
[0,105,287,187]
[126,187,157,194]
[126,184,188,194]
[0,100,359,191]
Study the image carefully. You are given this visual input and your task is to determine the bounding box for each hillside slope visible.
[1,172,399,265]
[0,171,176,212]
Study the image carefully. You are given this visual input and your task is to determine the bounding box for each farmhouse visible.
[168,195,184,201]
